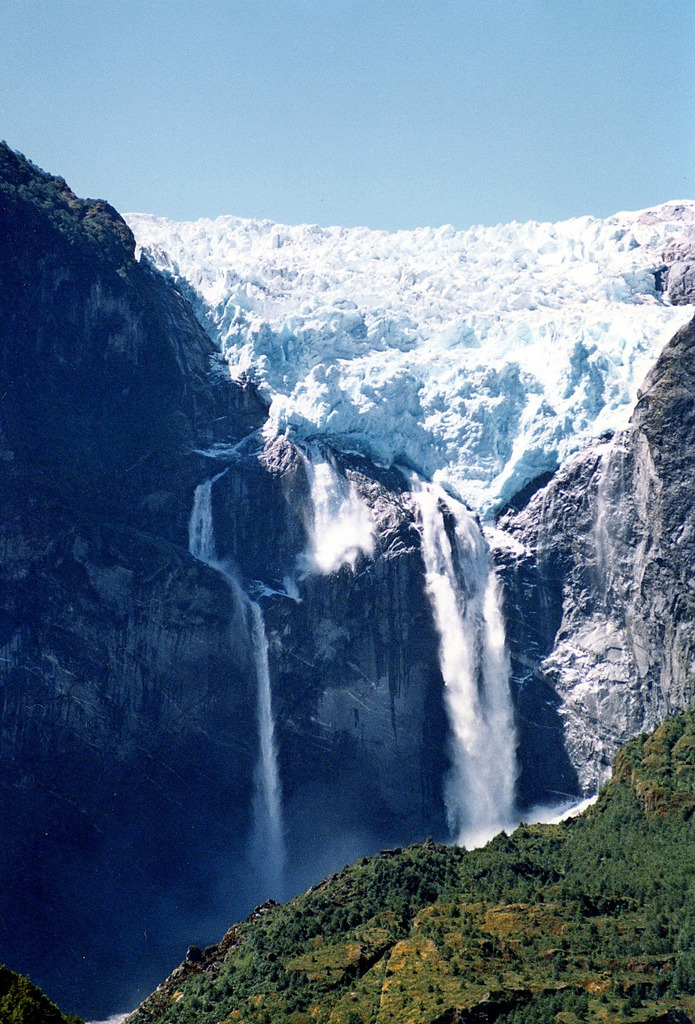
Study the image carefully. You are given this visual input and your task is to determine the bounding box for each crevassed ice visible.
[127,203,695,515]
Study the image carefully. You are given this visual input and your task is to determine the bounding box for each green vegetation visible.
[0,141,136,267]
[0,965,84,1024]
[128,708,695,1023]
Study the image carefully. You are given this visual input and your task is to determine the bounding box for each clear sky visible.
[2,0,694,231]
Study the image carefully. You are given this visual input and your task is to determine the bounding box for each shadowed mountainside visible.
[0,146,450,1018]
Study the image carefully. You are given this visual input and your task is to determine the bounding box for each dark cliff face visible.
[0,147,449,1017]
[200,437,449,890]
[0,143,268,535]
[0,144,270,1013]
[497,314,695,797]
[259,451,448,889]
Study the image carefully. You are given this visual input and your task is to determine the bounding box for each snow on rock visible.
[127,203,695,515]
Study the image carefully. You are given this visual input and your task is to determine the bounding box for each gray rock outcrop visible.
[648,202,695,304]
[498,314,695,795]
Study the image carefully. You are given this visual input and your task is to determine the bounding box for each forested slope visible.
[130,708,695,1024]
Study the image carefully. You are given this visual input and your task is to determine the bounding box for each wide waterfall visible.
[302,449,375,574]
[414,483,518,849]
[188,473,285,895]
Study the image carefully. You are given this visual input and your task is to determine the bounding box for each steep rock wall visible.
[498,314,695,795]
[197,438,448,887]
[0,147,449,1017]
[0,144,275,1013]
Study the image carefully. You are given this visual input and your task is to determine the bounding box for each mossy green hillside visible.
[0,964,84,1024]
[130,709,695,1024]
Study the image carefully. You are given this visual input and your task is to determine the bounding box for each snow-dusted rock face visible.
[128,203,695,516]
[498,315,695,795]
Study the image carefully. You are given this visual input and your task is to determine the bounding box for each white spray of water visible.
[188,473,285,894]
[526,793,598,826]
[86,1015,131,1024]
[414,483,518,849]
[302,450,375,574]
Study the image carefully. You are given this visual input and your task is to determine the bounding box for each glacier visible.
[127,202,695,515]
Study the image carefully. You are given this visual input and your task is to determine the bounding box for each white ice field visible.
[128,201,695,516]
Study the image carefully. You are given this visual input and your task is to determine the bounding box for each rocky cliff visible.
[0,147,448,1018]
[0,143,265,1013]
[498,313,695,795]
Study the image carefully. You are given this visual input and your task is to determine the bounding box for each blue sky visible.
[2,0,694,230]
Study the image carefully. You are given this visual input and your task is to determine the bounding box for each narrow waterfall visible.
[302,449,375,574]
[247,600,285,892]
[414,483,518,849]
[189,470,227,565]
[188,473,285,894]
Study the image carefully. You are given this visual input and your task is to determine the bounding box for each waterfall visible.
[189,470,227,565]
[414,483,518,849]
[188,473,285,895]
[247,600,285,892]
[302,449,374,574]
